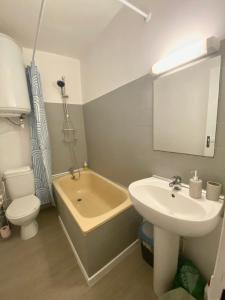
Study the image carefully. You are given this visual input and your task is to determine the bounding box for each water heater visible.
[0,33,30,117]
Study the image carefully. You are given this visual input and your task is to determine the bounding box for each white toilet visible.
[4,166,41,240]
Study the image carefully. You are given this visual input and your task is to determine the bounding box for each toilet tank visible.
[0,33,30,117]
[4,166,35,200]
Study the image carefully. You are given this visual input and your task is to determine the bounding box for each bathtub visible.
[53,170,141,285]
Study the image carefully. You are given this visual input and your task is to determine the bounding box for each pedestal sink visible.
[129,176,223,296]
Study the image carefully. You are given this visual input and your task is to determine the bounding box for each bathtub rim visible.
[53,169,132,233]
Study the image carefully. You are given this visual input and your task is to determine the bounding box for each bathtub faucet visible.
[68,167,76,179]
[68,167,80,180]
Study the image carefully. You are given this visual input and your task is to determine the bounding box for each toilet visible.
[4,166,41,240]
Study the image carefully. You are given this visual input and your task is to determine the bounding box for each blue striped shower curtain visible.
[26,63,54,205]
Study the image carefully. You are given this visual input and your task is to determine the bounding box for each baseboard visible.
[58,216,139,286]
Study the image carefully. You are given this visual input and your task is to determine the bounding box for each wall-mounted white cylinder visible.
[0,33,30,117]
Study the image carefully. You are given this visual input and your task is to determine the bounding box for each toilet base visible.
[21,220,38,240]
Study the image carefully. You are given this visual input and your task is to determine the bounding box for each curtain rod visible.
[32,0,46,63]
[117,0,151,22]
[31,0,150,63]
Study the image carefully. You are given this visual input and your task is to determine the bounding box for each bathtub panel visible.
[86,206,141,276]
[54,190,88,271]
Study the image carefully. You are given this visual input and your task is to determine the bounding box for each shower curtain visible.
[26,63,54,205]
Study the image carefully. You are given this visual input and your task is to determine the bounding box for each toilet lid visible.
[6,195,40,219]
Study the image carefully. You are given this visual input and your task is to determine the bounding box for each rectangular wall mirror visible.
[153,55,221,157]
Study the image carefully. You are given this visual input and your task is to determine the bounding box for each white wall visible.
[81,0,225,103]
[0,118,31,175]
[23,48,82,104]
[0,48,83,175]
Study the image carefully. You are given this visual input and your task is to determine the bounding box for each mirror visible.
[153,55,221,157]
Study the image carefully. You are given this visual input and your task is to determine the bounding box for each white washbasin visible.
[129,176,223,237]
[129,176,224,296]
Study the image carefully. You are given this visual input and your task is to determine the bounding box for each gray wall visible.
[84,43,225,189]
[83,42,225,279]
[45,103,87,174]
[83,75,152,187]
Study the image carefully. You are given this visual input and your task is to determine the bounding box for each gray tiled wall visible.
[83,42,225,190]
[45,103,87,174]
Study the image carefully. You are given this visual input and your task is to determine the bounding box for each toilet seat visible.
[6,195,40,220]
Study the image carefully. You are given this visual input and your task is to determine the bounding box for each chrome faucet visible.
[68,167,76,180]
[169,176,182,191]
[68,167,80,180]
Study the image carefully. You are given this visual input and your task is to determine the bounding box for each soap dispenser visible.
[189,170,202,199]
[83,161,88,171]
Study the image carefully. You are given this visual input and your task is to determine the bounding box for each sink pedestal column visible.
[153,226,180,296]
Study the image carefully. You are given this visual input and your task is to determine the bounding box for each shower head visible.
[57,80,65,88]
[57,77,69,98]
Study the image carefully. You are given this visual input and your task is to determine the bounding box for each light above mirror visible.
[152,37,220,75]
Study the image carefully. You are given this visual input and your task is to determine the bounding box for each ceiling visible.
[0,0,123,58]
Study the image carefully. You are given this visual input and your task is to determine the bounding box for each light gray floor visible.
[0,208,157,300]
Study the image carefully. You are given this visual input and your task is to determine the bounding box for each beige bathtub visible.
[53,170,131,233]
[53,169,141,279]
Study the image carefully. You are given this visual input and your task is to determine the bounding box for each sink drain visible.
[77,198,82,202]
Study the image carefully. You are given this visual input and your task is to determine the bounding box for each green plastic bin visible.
[159,288,196,300]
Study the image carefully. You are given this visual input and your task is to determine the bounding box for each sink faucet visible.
[169,176,182,191]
